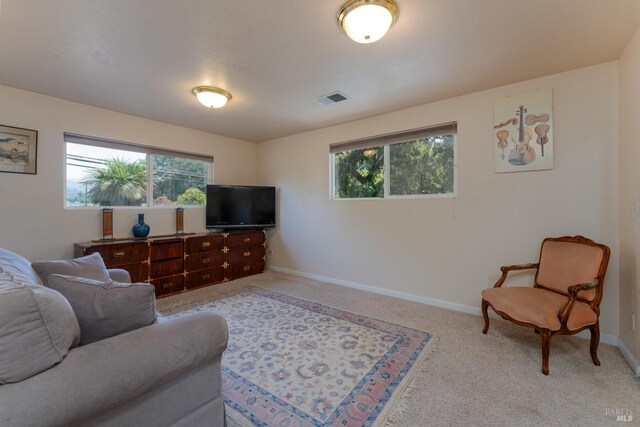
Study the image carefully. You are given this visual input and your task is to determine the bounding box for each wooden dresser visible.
[74,231,266,297]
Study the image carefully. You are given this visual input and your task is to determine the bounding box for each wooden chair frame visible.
[481,235,611,375]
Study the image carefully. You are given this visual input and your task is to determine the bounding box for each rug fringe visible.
[381,335,439,427]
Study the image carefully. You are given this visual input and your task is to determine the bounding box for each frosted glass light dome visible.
[338,0,399,44]
[192,86,232,109]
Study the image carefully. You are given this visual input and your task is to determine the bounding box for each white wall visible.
[258,62,620,336]
[0,85,257,260]
[619,27,640,363]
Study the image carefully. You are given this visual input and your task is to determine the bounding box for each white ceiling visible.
[1,1,639,142]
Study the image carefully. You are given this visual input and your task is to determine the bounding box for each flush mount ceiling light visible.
[192,86,232,109]
[337,0,399,44]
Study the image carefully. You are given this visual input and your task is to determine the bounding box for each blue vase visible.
[132,213,150,237]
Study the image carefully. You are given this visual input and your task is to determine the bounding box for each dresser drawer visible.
[226,246,265,265]
[150,239,183,261]
[86,242,148,267]
[186,235,224,255]
[150,258,183,279]
[226,259,265,280]
[186,251,224,271]
[151,274,184,297]
[226,232,265,249]
[186,268,224,289]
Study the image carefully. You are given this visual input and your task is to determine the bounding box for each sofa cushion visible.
[47,274,157,345]
[32,252,111,286]
[0,280,80,384]
[0,248,43,286]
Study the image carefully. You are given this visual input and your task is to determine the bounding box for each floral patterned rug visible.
[162,287,436,427]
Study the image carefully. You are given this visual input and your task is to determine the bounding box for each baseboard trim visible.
[269,265,482,316]
[617,337,640,376]
[572,330,618,346]
[268,265,619,348]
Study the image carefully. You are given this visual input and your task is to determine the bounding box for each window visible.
[65,133,212,207]
[331,123,456,199]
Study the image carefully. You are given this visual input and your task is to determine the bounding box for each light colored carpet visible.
[158,271,640,427]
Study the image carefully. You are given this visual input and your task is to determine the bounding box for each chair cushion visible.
[0,281,80,384]
[482,287,597,331]
[537,240,604,301]
[47,274,157,345]
[32,252,111,287]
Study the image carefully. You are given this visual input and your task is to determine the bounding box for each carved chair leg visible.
[540,329,551,375]
[482,300,490,334]
[590,322,601,366]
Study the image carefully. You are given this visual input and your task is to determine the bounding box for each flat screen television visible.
[206,185,276,229]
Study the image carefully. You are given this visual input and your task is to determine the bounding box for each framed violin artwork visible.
[494,88,553,173]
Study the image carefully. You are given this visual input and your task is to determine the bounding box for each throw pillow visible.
[32,252,111,287]
[0,248,44,286]
[0,281,80,384]
[47,274,157,345]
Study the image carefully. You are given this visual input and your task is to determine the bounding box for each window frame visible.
[63,133,214,209]
[330,123,457,200]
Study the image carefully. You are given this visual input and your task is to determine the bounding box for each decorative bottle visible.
[132,213,150,238]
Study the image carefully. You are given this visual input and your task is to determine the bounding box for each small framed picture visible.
[0,124,38,175]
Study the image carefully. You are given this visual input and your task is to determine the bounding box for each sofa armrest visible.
[107,268,131,283]
[0,312,228,427]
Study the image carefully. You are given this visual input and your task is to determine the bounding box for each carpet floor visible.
[157,271,640,427]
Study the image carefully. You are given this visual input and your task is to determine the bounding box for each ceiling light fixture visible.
[337,0,399,44]
[192,86,232,109]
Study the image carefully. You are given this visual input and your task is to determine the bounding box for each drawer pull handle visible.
[243,251,251,257]
[202,274,210,280]
[202,258,210,264]
[243,266,250,271]
[162,283,172,290]
[113,251,126,257]
[243,237,251,242]
[202,242,211,248]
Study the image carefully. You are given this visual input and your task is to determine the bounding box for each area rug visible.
[161,287,436,426]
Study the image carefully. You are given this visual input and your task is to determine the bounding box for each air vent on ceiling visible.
[315,91,350,106]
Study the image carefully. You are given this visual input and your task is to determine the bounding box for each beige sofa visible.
[0,248,228,427]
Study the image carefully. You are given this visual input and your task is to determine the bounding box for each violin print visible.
[494,88,553,173]
[507,105,536,166]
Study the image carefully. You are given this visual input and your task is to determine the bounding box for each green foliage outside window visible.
[66,139,211,208]
[333,134,455,199]
[153,155,208,205]
[78,157,209,207]
[176,187,206,205]
[390,135,454,195]
[334,146,384,198]
[82,158,147,206]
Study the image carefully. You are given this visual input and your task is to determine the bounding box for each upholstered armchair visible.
[481,236,610,375]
